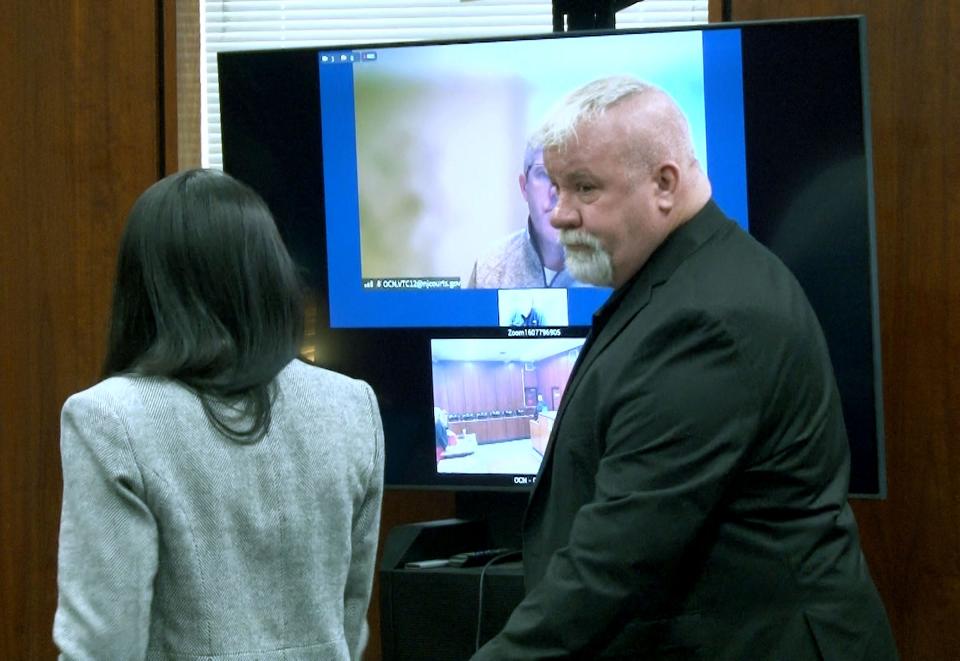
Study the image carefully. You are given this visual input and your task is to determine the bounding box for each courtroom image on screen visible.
[430,336,585,475]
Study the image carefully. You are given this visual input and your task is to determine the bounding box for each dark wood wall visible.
[3,1,956,659]
[726,2,960,658]
[0,2,165,657]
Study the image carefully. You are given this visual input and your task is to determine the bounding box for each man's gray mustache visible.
[560,230,604,250]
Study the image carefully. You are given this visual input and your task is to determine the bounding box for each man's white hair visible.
[533,75,698,171]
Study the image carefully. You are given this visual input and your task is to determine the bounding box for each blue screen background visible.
[319,28,746,328]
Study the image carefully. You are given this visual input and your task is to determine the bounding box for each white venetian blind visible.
[201,0,708,167]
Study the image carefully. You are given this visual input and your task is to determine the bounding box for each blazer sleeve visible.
[473,311,762,659]
[54,388,159,661]
[343,382,385,661]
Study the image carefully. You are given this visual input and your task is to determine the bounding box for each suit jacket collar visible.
[592,199,728,340]
[527,199,731,506]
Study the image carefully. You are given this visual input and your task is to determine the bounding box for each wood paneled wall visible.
[0,2,164,657]
[727,2,960,658]
[433,351,580,421]
[535,349,579,410]
[433,361,529,418]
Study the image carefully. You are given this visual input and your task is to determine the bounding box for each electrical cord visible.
[474,549,523,653]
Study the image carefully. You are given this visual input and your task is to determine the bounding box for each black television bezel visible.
[217,15,886,498]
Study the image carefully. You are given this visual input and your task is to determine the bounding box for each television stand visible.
[378,516,526,660]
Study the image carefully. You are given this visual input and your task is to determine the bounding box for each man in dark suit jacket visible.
[472,76,897,659]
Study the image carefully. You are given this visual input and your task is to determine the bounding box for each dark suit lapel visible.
[526,265,655,506]
[526,200,732,512]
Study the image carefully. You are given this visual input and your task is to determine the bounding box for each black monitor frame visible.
[218,16,885,497]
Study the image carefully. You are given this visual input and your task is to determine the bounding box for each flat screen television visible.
[218,15,885,496]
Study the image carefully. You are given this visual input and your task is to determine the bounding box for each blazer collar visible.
[586,199,729,356]
[595,198,729,332]
[527,200,731,504]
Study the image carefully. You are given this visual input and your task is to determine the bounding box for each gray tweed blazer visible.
[54,359,384,660]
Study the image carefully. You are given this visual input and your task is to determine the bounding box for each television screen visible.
[218,16,885,495]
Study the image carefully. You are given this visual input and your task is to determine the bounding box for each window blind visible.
[201,0,708,167]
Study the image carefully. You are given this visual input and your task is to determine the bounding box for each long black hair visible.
[103,169,304,442]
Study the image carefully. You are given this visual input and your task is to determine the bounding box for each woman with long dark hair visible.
[53,169,384,660]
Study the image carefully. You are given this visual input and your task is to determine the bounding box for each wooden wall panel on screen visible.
[449,363,467,415]
[495,362,522,413]
[461,363,481,414]
[432,361,449,411]
[480,363,500,413]
[0,2,163,658]
[727,2,960,658]
[536,350,576,409]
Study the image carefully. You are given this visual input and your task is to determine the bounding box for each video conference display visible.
[431,337,584,482]
[318,28,748,329]
[310,28,749,484]
[218,17,885,495]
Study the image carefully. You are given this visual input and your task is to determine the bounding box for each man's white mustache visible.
[560,230,604,251]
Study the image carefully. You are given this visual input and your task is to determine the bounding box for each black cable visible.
[722,0,733,22]
[474,550,523,652]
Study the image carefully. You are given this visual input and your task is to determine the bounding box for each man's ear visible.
[518,173,529,200]
[654,162,680,212]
